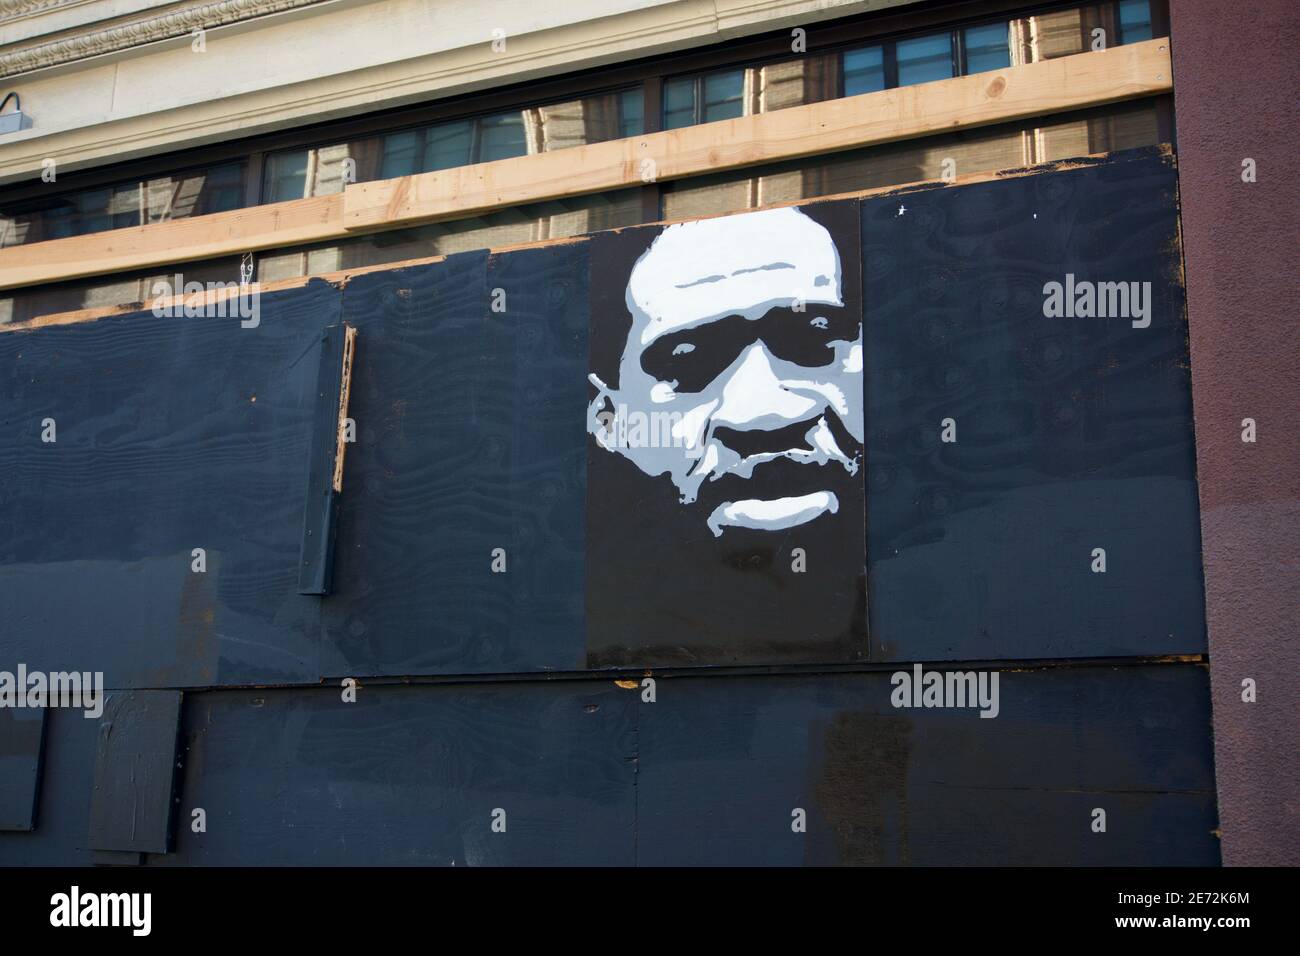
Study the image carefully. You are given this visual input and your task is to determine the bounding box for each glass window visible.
[1118,0,1153,43]
[197,163,245,214]
[701,70,745,122]
[619,89,644,138]
[663,77,697,130]
[263,150,309,203]
[0,161,246,247]
[663,70,745,129]
[897,33,953,87]
[842,45,885,96]
[379,130,421,179]
[964,23,1011,74]
[424,120,474,171]
[478,113,527,163]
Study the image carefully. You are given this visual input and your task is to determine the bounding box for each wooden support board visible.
[0,40,1171,292]
[344,39,1171,233]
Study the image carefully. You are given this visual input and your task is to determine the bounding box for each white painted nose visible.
[711,341,820,429]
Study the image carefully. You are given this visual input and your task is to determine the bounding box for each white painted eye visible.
[810,316,829,330]
[671,342,696,356]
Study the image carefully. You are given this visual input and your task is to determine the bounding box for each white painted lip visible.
[705,491,839,537]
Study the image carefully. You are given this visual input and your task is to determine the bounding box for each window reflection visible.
[897,34,954,87]
[263,88,644,201]
[965,23,1011,74]
[842,46,885,96]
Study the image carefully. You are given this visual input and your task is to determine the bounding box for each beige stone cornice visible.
[0,0,324,77]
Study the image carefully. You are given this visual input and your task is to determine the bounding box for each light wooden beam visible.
[0,39,1170,292]
[0,146,1171,336]
[343,38,1170,231]
[0,194,345,291]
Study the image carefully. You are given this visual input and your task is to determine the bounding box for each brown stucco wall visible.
[1169,0,1300,865]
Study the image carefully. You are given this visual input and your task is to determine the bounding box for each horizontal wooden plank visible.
[0,193,344,291]
[0,40,1170,293]
[343,39,1171,231]
[0,147,1169,335]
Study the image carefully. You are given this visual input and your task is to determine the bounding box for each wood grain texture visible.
[0,281,340,687]
[343,40,1171,232]
[318,245,589,678]
[0,194,343,291]
[862,146,1205,661]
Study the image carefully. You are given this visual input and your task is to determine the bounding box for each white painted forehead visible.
[627,206,843,347]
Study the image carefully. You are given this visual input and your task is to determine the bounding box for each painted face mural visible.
[586,206,864,536]
[584,200,868,668]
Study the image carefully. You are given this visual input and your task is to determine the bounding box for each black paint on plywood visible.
[862,148,1205,661]
[4,664,1215,866]
[298,322,355,595]
[0,707,46,831]
[0,282,341,687]
[87,690,183,855]
[585,201,868,667]
[634,663,1219,866]
[159,680,637,865]
[320,245,588,677]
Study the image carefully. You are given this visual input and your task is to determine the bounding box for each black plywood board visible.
[320,245,588,677]
[0,707,46,831]
[0,282,341,687]
[585,201,868,667]
[3,664,1215,865]
[0,149,1208,689]
[160,680,637,865]
[86,690,183,854]
[862,148,1206,661]
[634,663,1219,866]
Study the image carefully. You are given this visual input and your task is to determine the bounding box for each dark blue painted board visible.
[0,707,45,831]
[0,705,100,862]
[636,663,1218,865]
[158,680,637,866]
[863,149,1206,661]
[87,690,183,854]
[1,663,1215,865]
[0,149,1207,689]
[297,322,353,595]
[319,245,588,677]
[0,282,341,687]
